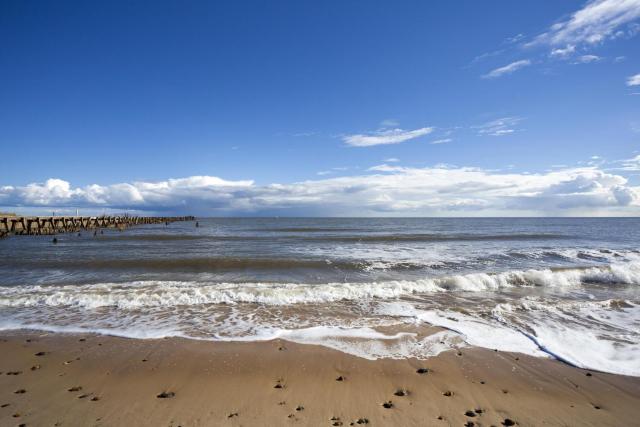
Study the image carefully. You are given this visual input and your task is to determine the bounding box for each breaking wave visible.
[1,261,638,309]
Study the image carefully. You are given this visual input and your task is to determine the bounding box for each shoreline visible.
[2,330,639,426]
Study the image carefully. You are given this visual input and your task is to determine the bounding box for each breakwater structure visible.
[0,215,195,238]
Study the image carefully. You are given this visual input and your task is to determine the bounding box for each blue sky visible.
[1,0,639,216]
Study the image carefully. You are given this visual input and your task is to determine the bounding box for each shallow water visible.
[1,218,639,375]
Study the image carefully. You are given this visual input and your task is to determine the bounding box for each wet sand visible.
[1,331,639,426]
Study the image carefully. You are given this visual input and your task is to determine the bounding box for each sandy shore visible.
[1,331,639,426]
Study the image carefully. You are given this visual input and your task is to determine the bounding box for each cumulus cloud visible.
[343,127,433,147]
[530,0,640,48]
[627,73,640,85]
[475,117,523,136]
[1,166,638,216]
[482,60,531,78]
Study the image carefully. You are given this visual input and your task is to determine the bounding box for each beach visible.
[2,330,639,426]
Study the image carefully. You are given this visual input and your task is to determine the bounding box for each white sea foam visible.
[492,299,640,376]
[375,301,549,357]
[376,298,640,376]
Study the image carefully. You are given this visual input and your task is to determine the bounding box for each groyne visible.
[0,215,195,238]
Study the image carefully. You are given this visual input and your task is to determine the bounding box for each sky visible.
[1,0,639,216]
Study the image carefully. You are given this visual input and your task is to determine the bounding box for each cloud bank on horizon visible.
[2,159,639,217]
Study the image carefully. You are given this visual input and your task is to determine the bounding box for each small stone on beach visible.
[157,391,175,399]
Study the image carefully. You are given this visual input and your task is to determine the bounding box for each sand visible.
[1,331,639,427]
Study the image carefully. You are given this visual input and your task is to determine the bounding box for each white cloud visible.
[384,158,400,162]
[475,117,523,136]
[617,154,640,170]
[343,127,434,147]
[574,54,602,63]
[550,44,576,57]
[530,0,640,48]
[431,138,452,144]
[380,119,399,127]
[482,60,531,79]
[2,165,638,216]
[627,73,640,85]
[506,33,525,44]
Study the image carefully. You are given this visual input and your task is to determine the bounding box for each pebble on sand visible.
[156,391,175,398]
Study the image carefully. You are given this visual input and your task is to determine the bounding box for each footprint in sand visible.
[14,389,26,394]
[1,403,10,408]
[502,419,516,426]
[295,405,304,411]
[34,351,47,356]
[416,368,429,374]
[67,386,82,392]
[335,376,345,382]
[227,412,238,418]
[6,371,22,375]
[394,389,408,397]
[91,396,100,402]
[30,365,40,371]
[443,391,453,397]
[464,410,476,417]
[381,401,394,409]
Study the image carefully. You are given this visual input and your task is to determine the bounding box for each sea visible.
[0,217,639,376]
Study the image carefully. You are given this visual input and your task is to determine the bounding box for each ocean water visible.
[1,218,639,376]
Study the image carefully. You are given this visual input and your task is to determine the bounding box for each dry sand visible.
[1,331,639,426]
